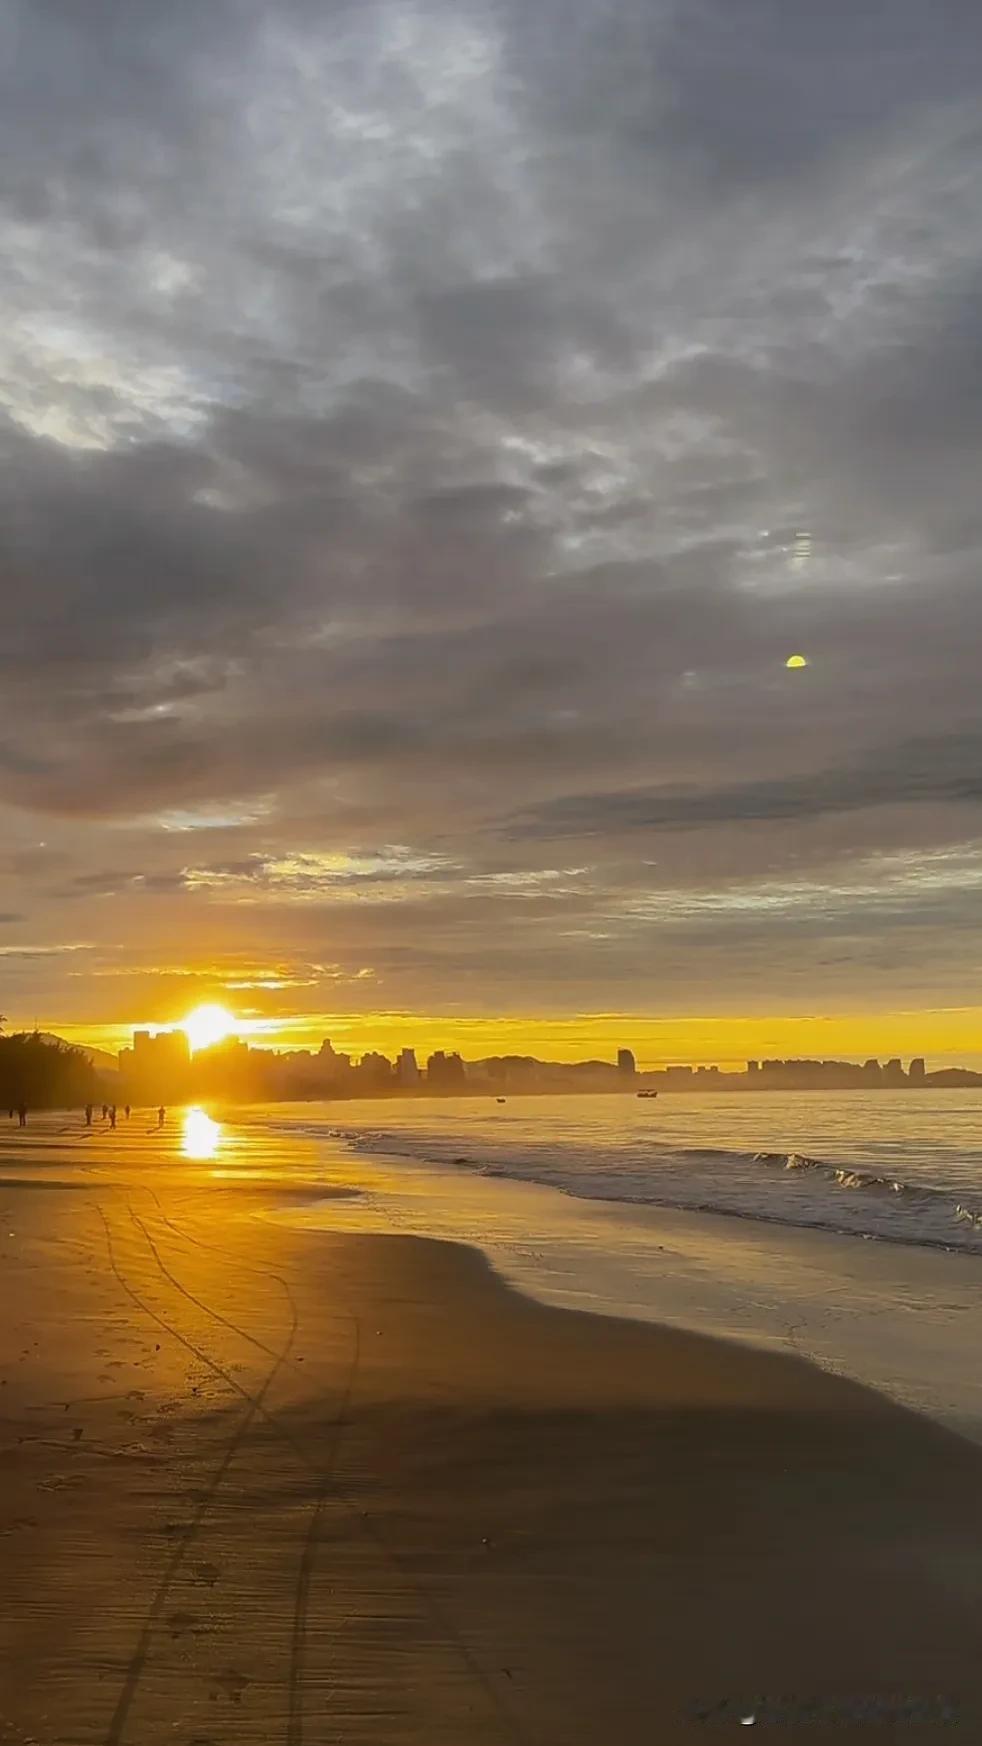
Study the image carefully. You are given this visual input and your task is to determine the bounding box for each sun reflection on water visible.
[182,1107,221,1160]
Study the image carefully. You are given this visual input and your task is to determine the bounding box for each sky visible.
[3,0,982,1065]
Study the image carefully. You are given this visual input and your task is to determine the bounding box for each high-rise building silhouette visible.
[397,1047,421,1086]
[427,1050,466,1089]
[118,1027,190,1099]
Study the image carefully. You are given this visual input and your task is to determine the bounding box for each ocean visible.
[7,1093,980,1437]
[262,1088,982,1255]
[203,1091,982,1440]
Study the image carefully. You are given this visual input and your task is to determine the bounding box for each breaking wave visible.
[306,1123,982,1255]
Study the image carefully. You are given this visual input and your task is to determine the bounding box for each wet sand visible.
[3,1157,982,1742]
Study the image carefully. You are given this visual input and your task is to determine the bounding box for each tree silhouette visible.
[0,1033,101,1110]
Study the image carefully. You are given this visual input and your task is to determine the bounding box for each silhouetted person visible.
[158,1106,166,1128]
[7,1107,13,1120]
[109,1105,117,1130]
[101,1103,108,1121]
[85,1104,93,1126]
[17,1104,27,1128]
[124,1104,131,1121]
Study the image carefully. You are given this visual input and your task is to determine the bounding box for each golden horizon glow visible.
[47,1005,982,1072]
[182,1002,237,1052]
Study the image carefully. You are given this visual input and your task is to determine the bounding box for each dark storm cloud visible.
[3,0,982,1016]
[511,732,982,838]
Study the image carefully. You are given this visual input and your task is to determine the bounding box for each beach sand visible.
[3,1164,982,1743]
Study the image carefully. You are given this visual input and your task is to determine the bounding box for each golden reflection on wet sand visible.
[181,1105,222,1160]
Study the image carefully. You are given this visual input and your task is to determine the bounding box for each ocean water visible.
[254,1090,982,1439]
[7,1097,982,1437]
[262,1089,982,1256]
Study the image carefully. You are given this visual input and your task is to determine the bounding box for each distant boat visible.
[496,1097,506,1104]
[636,1090,658,1099]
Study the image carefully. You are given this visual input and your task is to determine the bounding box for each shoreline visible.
[5,1105,982,1447]
[269,1139,982,1449]
[4,1170,982,1742]
[336,1144,982,1259]
[308,1087,982,1257]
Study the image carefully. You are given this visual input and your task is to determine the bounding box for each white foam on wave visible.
[281,1122,982,1254]
[261,1112,982,1446]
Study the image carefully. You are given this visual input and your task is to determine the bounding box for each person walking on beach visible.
[17,1104,27,1128]
[109,1105,117,1130]
[101,1103,108,1121]
[157,1106,166,1128]
[124,1104,131,1121]
[85,1104,92,1126]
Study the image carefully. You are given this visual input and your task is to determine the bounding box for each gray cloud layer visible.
[2,0,982,1025]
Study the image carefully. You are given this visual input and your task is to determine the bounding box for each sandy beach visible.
[3,1127,982,1743]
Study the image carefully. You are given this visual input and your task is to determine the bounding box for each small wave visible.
[314,1123,982,1257]
[753,1149,982,1218]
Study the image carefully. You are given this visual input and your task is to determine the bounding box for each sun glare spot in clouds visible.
[182,1002,236,1052]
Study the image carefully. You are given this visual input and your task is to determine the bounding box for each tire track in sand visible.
[131,1191,531,1746]
[93,1201,298,1746]
[126,1202,359,1746]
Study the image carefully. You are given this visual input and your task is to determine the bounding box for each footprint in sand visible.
[0,1517,38,1535]
[167,1610,204,1639]
[192,1560,221,1587]
[214,1668,250,1705]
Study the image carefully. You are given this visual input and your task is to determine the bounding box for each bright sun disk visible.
[182,1002,236,1052]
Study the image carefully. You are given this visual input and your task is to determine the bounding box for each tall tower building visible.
[397,1047,421,1086]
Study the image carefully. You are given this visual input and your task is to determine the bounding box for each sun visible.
[182,1003,236,1053]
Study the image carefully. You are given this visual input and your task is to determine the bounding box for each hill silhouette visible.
[34,1033,118,1074]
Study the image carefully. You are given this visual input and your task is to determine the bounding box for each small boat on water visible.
[636,1090,658,1099]
[496,1097,506,1104]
